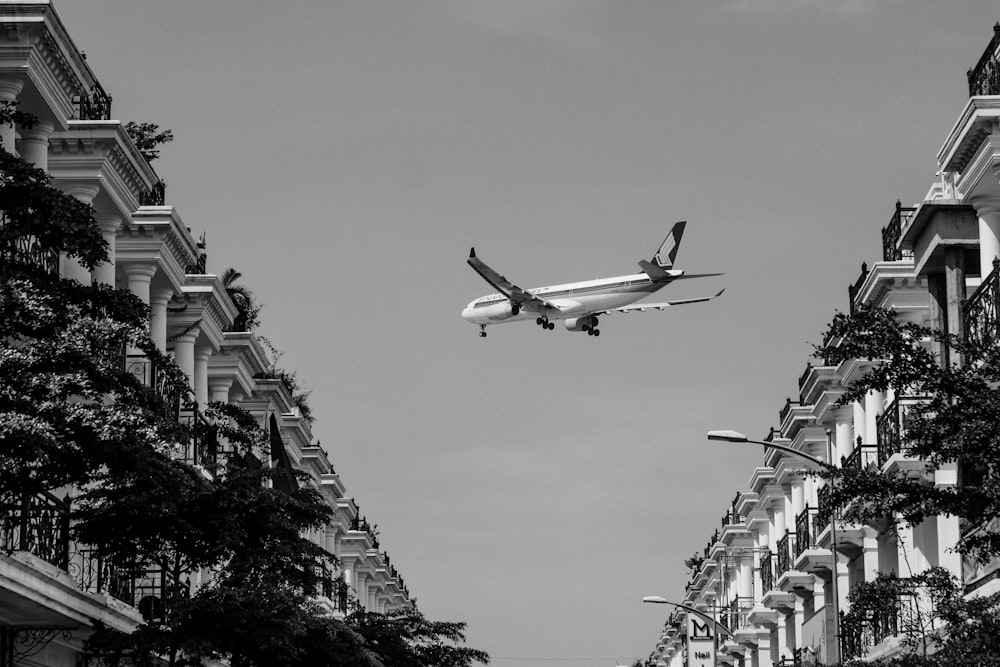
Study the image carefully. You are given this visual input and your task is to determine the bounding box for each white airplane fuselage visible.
[461,270,680,326]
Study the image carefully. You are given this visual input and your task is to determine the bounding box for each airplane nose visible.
[461,304,475,322]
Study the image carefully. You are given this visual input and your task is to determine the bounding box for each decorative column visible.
[0,77,23,152]
[18,120,53,169]
[835,408,853,462]
[172,327,201,392]
[122,263,156,311]
[934,463,962,573]
[93,214,122,286]
[149,288,173,352]
[59,183,100,284]
[193,342,212,407]
[209,377,233,405]
[974,199,1000,279]
[852,400,866,445]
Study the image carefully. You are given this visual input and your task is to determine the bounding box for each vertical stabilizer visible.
[653,221,686,269]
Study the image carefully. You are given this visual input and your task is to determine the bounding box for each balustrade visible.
[0,491,70,570]
[880,201,916,263]
[760,546,774,593]
[775,532,794,578]
[840,582,920,660]
[876,399,902,466]
[0,224,60,276]
[968,22,1000,96]
[720,596,754,632]
[964,258,1000,350]
[843,443,880,472]
[794,507,820,557]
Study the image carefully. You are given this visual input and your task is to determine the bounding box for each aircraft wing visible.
[467,248,560,313]
[595,289,725,315]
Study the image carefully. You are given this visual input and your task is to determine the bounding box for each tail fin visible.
[638,221,686,279]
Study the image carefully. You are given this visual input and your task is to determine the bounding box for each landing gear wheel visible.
[582,324,590,332]
[593,329,600,337]
[511,304,520,316]
[536,317,544,325]
[547,322,555,330]
[478,325,487,338]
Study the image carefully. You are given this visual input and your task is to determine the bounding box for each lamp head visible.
[642,596,671,604]
[706,429,748,443]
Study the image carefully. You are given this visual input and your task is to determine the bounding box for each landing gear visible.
[587,328,600,337]
[511,304,520,316]
[479,325,487,338]
[536,317,554,331]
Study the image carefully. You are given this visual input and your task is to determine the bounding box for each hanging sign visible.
[687,613,716,667]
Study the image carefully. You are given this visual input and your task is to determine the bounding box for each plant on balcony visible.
[841,567,1000,667]
[816,306,1000,563]
[125,121,174,163]
[221,267,261,332]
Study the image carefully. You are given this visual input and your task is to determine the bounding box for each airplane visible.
[462,221,724,338]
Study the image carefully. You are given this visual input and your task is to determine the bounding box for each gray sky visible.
[59,2,999,665]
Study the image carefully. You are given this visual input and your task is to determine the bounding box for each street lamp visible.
[705,429,841,664]
[643,597,733,667]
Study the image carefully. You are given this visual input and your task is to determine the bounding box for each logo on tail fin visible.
[653,221,686,269]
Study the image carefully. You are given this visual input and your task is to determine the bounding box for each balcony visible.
[843,441,880,472]
[964,258,1000,350]
[880,201,917,263]
[968,22,1000,97]
[0,491,70,571]
[0,230,60,277]
[876,397,930,475]
[125,353,187,421]
[760,546,774,594]
[776,532,793,579]
[840,586,921,661]
[720,596,754,634]
[794,508,820,557]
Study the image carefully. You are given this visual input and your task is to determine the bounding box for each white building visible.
[0,2,411,665]
[648,22,1000,667]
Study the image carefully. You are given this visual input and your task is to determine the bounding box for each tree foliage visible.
[816,306,1000,562]
[125,121,174,162]
[1,114,486,667]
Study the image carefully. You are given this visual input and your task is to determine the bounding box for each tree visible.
[125,121,174,162]
[816,306,1000,562]
[816,306,1000,664]
[221,266,261,331]
[346,608,490,667]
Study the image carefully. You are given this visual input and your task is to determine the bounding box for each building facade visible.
[0,2,411,665]
[647,23,1000,667]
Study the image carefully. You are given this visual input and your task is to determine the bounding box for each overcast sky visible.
[57,2,1000,665]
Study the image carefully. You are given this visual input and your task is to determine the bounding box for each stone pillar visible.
[835,409,853,462]
[790,478,804,519]
[934,462,962,573]
[149,288,173,352]
[172,328,200,392]
[209,377,233,404]
[943,246,967,366]
[93,214,122,286]
[865,390,884,444]
[0,77,23,152]
[193,342,212,407]
[122,263,156,310]
[861,528,880,582]
[976,204,1000,280]
[18,120,53,169]
[60,183,100,284]
[852,400,866,445]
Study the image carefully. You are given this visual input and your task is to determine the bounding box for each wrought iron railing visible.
[73,83,112,121]
[876,399,902,466]
[0,491,70,570]
[133,560,190,622]
[0,221,60,276]
[881,201,916,262]
[138,180,166,206]
[848,262,869,315]
[794,507,820,557]
[775,532,794,578]
[843,442,880,472]
[968,22,1000,97]
[71,548,136,605]
[126,353,186,420]
[759,546,774,593]
[720,596,754,633]
[964,258,1000,350]
[817,484,832,524]
[178,409,218,470]
[840,585,920,660]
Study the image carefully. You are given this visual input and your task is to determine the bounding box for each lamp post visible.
[705,429,842,665]
[643,597,732,667]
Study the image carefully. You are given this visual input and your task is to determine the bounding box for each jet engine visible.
[483,302,519,321]
[564,315,599,332]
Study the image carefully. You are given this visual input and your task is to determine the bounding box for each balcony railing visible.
[840,585,920,660]
[71,548,136,605]
[134,560,190,622]
[179,409,219,470]
[720,596,754,633]
[760,546,774,593]
[73,82,112,121]
[968,22,1000,97]
[843,441,880,472]
[880,201,917,262]
[876,399,903,466]
[964,257,1000,350]
[126,353,187,420]
[794,507,821,557]
[817,484,832,524]
[0,491,70,570]
[0,225,60,276]
[775,532,794,578]
[848,262,869,315]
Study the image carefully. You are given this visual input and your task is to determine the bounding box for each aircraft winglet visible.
[469,247,476,258]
